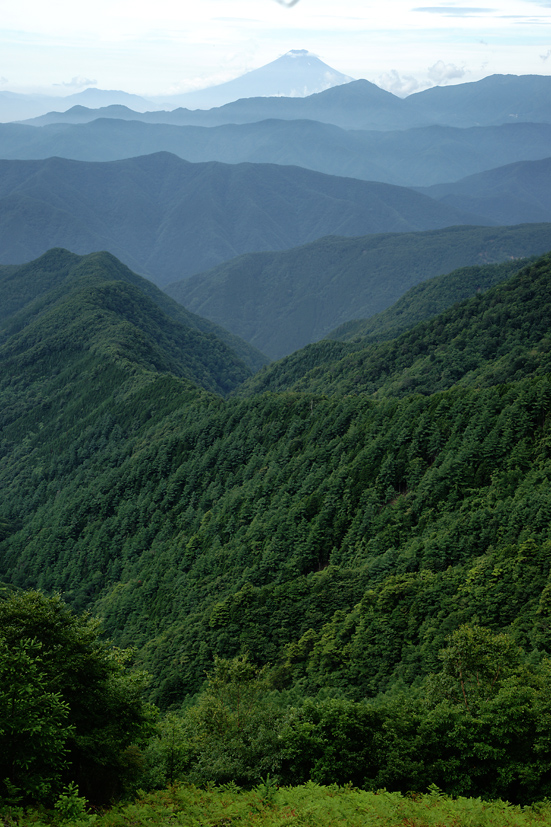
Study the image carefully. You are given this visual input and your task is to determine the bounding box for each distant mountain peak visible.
[152,50,354,110]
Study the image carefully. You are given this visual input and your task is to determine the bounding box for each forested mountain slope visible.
[239,252,551,397]
[167,223,551,359]
[2,119,551,188]
[0,153,482,284]
[327,258,530,342]
[3,250,551,731]
[0,249,256,407]
[0,248,267,371]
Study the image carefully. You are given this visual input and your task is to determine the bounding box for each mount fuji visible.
[152,50,355,109]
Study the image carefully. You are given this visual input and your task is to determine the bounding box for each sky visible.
[0,0,550,98]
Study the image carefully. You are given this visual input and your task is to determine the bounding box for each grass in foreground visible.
[6,782,551,827]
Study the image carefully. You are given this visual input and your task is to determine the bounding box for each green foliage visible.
[183,655,285,786]
[53,783,94,825]
[0,637,71,803]
[0,249,255,397]
[9,782,551,827]
[141,713,192,789]
[427,624,523,711]
[0,591,153,804]
[281,697,384,788]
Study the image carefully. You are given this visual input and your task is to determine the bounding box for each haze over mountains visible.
[2,119,551,189]
[0,88,156,124]
[0,50,354,123]
[165,224,551,358]
[0,152,491,285]
[151,50,355,110]
[10,73,551,132]
[5,46,551,809]
[1,64,551,361]
[418,156,551,225]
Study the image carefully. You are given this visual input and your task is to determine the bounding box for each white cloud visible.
[56,76,97,88]
[377,69,422,96]
[427,59,467,82]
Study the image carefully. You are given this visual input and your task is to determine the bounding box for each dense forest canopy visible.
[4,247,551,808]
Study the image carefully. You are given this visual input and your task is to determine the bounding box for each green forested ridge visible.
[0,248,267,372]
[327,258,530,343]
[168,223,551,359]
[239,253,551,396]
[5,248,551,809]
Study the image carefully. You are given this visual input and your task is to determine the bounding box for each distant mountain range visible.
[20,80,409,131]
[12,73,551,132]
[165,224,551,359]
[2,118,551,189]
[0,152,488,284]
[0,51,354,123]
[418,157,551,225]
[0,88,155,123]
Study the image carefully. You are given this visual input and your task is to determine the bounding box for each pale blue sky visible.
[0,0,550,97]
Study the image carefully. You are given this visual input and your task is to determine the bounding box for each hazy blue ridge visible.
[2,119,551,189]
[0,152,487,285]
[166,223,551,359]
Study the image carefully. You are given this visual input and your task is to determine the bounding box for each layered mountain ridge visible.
[0,152,488,284]
[166,223,551,358]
